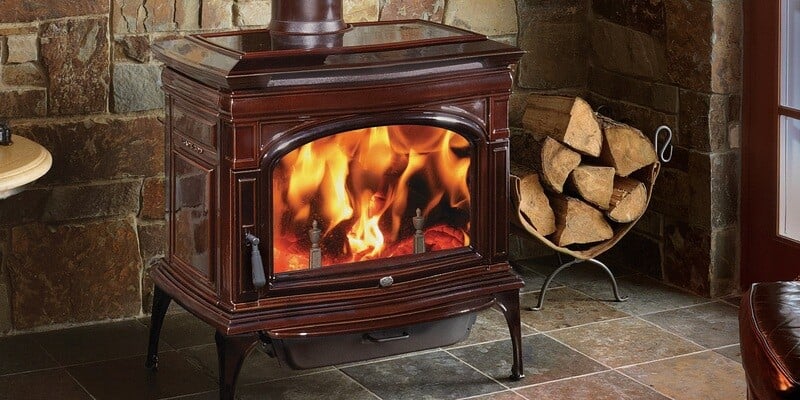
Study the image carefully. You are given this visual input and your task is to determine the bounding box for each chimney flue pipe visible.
[269,0,348,35]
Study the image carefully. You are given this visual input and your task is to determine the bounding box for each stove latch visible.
[245,233,267,289]
[379,276,394,288]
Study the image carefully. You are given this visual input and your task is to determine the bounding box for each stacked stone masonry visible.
[587,0,742,297]
[0,0,742,333]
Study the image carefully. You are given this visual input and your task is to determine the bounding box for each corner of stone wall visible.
[582,0,742,297]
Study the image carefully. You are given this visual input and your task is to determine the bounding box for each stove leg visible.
[146,285,172,370]
[215,332,258,400]
[495,290,525,381]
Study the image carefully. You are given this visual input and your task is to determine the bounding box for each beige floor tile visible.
[620,351,747,400]
[547,317,703,367]
[520,288,630,332]
[515,371,670,400]
[454,309,537,347]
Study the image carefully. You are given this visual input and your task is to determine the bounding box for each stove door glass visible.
[271,125,472,274]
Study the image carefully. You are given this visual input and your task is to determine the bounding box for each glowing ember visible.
[272,125,471,273]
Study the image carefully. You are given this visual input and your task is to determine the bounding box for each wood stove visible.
[148,1,524,398]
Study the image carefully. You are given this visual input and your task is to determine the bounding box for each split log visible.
[568,165,616,210]
[515,172,556,236]
[607,176,648,223]
[533,136,582,193]
[598,117,658,177]
[549,194,614,247]
[523,95,603,157]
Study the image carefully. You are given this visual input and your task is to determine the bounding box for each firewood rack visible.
[510,123,673,311]
[513,254,627,311]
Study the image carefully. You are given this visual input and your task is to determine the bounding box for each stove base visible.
[145,284,524,400]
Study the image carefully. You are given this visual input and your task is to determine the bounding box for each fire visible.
[272,125,472,273]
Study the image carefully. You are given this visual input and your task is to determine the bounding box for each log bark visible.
[598,117,658,177]
[523,95,603,157]
[549,194,614,246]
[607,176,648,223]
[515,172,556,236]
[568,165,616,210]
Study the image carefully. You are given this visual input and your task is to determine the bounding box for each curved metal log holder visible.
[513,116,673,311]
[521,254,628,311]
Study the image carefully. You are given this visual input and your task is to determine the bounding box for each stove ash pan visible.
[272,313,477,369]
[146,3,524,398]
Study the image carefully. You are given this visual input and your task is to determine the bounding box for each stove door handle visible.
[245,233,267,289]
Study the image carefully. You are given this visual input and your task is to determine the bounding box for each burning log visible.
[385,224,466,257]
[523,95,603,157]
[510,94,660,260]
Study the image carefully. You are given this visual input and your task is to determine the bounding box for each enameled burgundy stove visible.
[148,1,524,398]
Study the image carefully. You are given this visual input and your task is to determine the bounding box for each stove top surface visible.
[199,20,481,56]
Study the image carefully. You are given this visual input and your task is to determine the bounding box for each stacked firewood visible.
[511,95,660,259]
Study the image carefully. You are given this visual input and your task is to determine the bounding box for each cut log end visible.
[599,117,658,177]
[550,194,614,247]
[607,177,648,223]
[565,97,603,157]
[540,136,582,193]
[568,165,615,210]
[524,95,602,157]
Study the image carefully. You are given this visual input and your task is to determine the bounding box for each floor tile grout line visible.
[506,370,611,391]
[0,364,66,378]
[444,348,512,391]
[533,331,680,400]
[446,332,538,351]
[538,331,618,371]
[159,390,219,400]
[539,315,722,371]
[609,345,744,400]
[40,350,177,370]
[710,343,742,352]
[512,388,533,400]
[535,314,633,335]
[632,314,738,352]
[608,367,680,400]
[455,388,526,400]
[330,368,382,400]
[565,286,716,316]
[62,368,99,400]
[636,298,737,317]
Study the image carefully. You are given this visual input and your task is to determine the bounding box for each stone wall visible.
[585,0,742,297]
[510,0,591,124]
[0,0,518,333]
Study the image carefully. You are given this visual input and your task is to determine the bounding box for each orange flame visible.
[272,125,472,273]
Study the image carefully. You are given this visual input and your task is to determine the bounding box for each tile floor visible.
[0,255,746,400]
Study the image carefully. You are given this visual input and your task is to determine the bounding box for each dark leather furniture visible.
[740,281,800,399]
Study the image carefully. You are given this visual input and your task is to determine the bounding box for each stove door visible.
[270,124,473,275]
[238,112,502,298]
